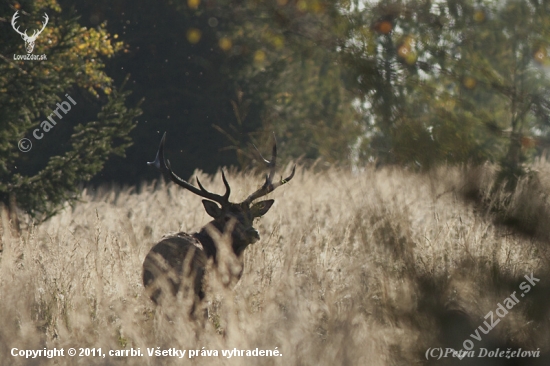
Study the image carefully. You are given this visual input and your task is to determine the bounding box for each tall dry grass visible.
[1,164,550,365]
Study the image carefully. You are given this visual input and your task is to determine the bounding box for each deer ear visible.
[251,199,274,217]
[202,200,222,218]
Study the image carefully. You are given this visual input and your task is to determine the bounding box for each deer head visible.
[11,11,49,54]
[148,132,295,256]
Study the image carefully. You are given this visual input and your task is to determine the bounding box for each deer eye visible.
[224,216,231,222]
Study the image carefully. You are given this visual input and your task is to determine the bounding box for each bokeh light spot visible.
[254,50,266,63]
[219,37,232,51]
[534,48,547,65]
[188,0,200,9]
[398,36,416,64]
[473,9,485,23]
[310,1,324,13]
[398,45,410,58]
[297,0,307,11]
[186,28,202,44]
[463,76,477,89]
[374,21,392,34]
[208,17,219,27]
[405,52,417,65]
[273,36,284,49]
[445,100,456,110]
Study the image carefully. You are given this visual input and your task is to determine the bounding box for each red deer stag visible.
[143,133,294,314]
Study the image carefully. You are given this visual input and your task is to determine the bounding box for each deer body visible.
[143,133,293,313]
[143,232,208,305]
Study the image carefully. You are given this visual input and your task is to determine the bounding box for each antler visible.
[11,11,48,40]
[11,11,27,38]
[148,132,231,206]
[30,13,49,39]
[242,133,295,205]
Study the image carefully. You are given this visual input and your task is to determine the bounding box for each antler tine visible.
[268,132,277,181]
[148,132,230,205]
[33,13,49,37]
[29,13,48,38]
[11,11,27,37]
[243,134,295,204]
[252,132,278,180]
[196,169,231,202]
[252,144,271,165]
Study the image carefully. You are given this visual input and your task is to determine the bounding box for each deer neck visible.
[193,229,217,259]
[194,221,249,261]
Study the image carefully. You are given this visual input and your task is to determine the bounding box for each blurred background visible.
[3,0,550,219]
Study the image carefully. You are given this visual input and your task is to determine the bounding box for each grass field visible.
[1,163,550,365]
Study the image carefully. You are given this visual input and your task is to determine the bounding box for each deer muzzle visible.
[246,227,260,243]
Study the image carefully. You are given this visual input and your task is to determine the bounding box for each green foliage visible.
[6,0,550,220]
[0,0,141,221]
[341,0,550,177]
[171,0,363,166]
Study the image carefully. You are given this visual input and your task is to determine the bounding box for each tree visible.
[0,0,142,223]
[453,0,550,189]
[172,0,364,166]
[340,0,550,178]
